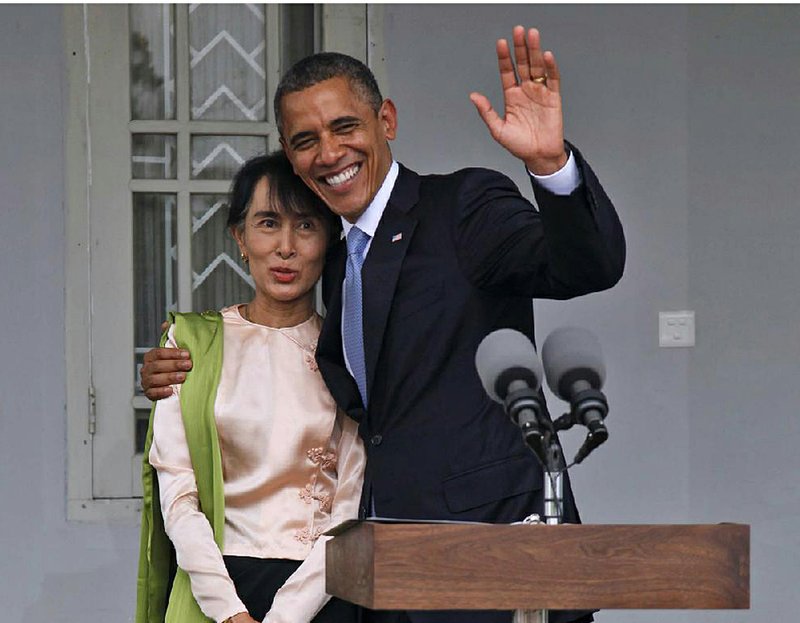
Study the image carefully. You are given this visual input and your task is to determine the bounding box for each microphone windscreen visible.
[475,329,543,403]
[541,327,606,399]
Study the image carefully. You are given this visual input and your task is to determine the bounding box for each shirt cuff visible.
[527,149,581,196]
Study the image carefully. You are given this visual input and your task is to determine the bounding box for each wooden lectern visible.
[326,522,749,611]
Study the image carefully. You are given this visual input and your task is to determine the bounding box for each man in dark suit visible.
[144,26,624,623]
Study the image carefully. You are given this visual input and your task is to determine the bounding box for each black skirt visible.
[223,555,359,622]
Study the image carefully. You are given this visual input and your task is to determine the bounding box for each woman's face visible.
[233,176,328,308]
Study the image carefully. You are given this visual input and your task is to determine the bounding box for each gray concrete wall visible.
[686,6,800,622]
[383,5,797,622]
[384,4,693,531]
[0,6,138,620]
[0,4,796,621]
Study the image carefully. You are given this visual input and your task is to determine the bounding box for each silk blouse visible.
[149,306,366,623]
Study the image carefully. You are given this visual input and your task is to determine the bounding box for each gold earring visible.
[241,252,248,264]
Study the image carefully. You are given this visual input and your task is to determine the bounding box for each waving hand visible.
[470,26,568,175]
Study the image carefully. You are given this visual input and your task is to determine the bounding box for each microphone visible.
[475,329,550,466]
[541,327,609,464]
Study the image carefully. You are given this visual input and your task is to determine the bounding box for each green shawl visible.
[135,311,226,623]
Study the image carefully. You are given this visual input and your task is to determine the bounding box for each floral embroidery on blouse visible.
[297,441,336,541]
[299,479,333,512]
[294,526,323,544]
[277,330,318,371]
[299,484,315,505]
[303,339,319,371]
[305,353,319,372]
[307,447,337,469]
[316,492,332,513]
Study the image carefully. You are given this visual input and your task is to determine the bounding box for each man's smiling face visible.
[279,76,397,224]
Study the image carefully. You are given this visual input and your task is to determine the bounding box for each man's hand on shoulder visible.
[141,346,192,401]
[469,25,568,175]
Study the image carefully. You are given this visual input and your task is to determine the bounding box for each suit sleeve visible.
[454,143,626,299]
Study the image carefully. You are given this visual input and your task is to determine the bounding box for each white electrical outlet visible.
[659,311,695,347]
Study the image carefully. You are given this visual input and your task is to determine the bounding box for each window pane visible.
[135,408,151,455]
[133,193,177,395]
[132,134,177,179]
[281,5,316,75]
[191,135,267,180]
[130,4,176,120]
[191,194,254,312]
[189,4,267,121]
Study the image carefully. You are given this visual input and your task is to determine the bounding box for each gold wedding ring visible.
[531,75,547,84]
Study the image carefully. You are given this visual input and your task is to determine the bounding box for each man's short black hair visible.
[274,52,383,132]
[227,150,340,243]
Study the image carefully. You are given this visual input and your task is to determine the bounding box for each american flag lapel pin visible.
[391,232,403,243]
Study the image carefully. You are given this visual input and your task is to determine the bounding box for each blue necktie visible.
[343,226,370,406]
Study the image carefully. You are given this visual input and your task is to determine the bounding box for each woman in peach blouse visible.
[144,151,365,623]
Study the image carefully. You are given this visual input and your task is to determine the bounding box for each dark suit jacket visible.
[316,146,625,622]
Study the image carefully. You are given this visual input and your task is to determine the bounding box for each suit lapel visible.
[362,166,420,399]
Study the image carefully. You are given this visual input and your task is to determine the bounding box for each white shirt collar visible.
[340,161,400,240]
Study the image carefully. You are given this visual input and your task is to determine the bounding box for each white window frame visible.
[64,3,385,520]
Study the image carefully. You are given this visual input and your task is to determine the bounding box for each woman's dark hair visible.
[227,150,340,243]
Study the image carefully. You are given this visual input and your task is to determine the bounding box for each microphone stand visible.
[516,393,608,622]
[514,431,566,623]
